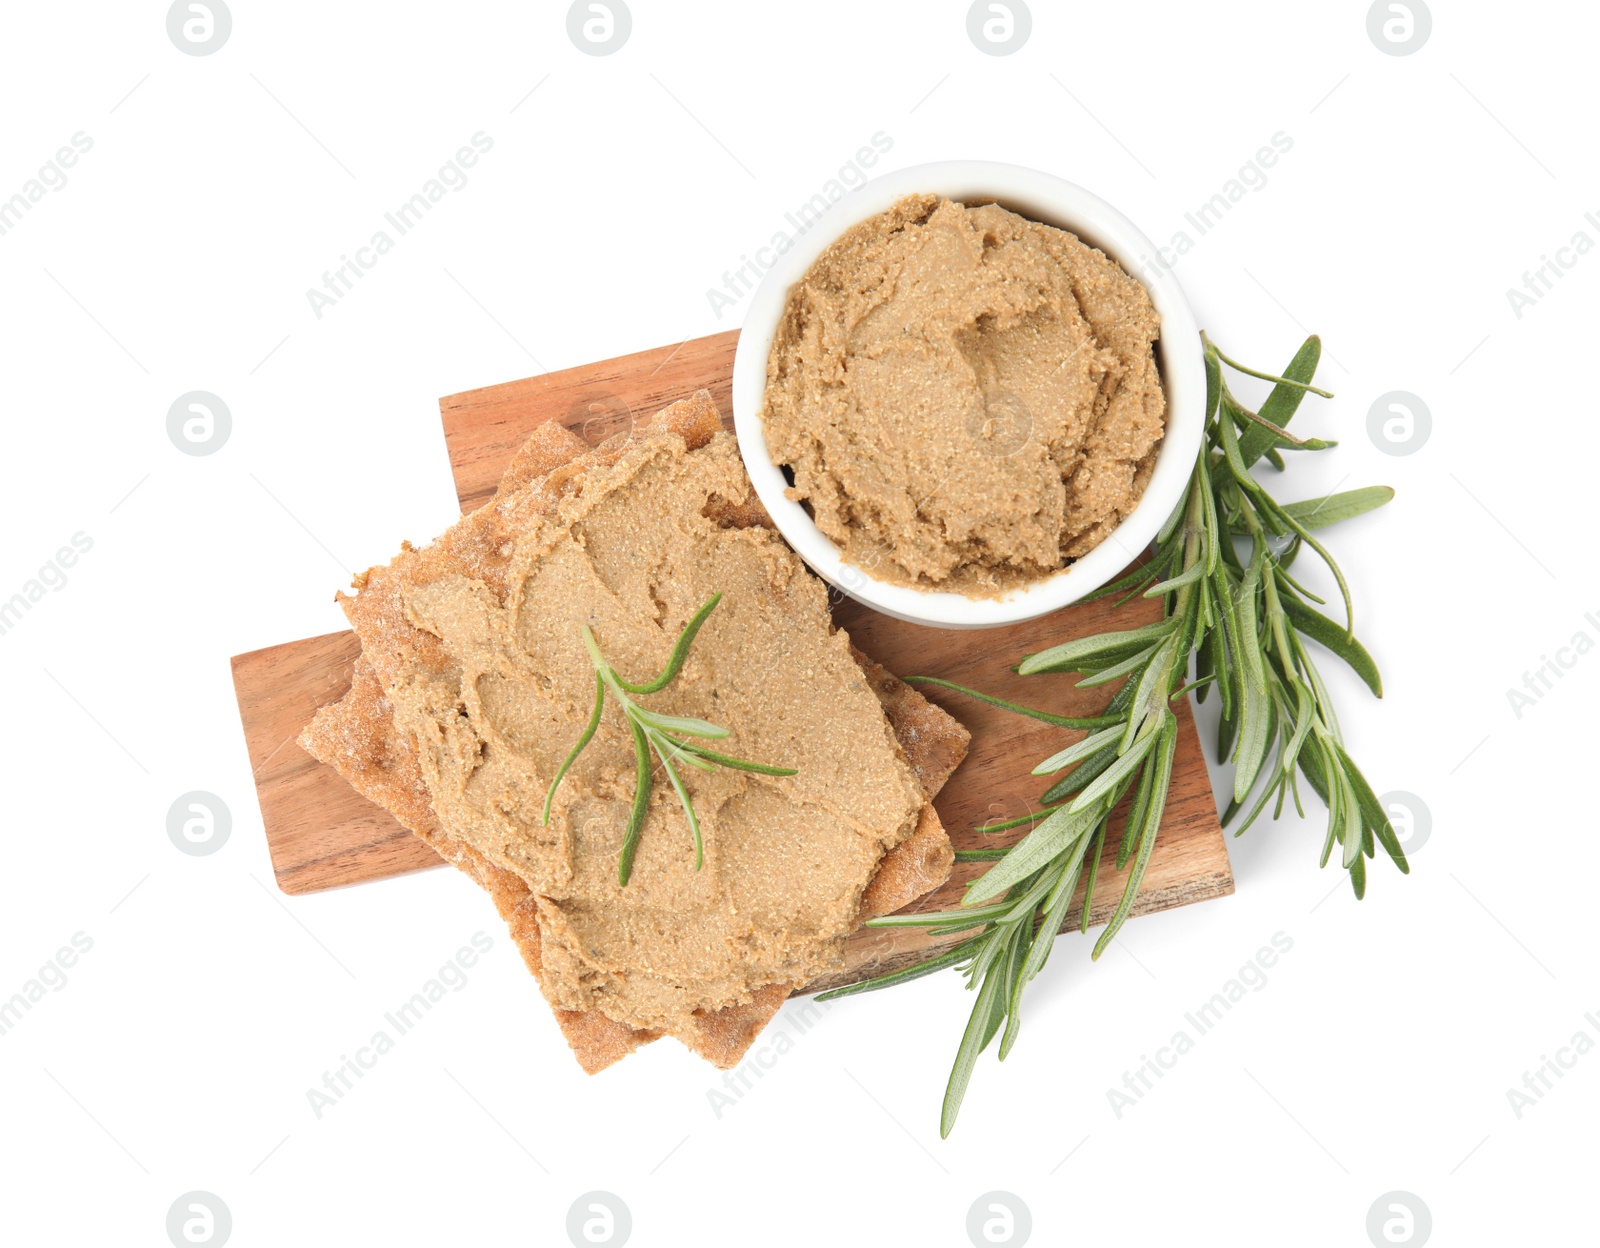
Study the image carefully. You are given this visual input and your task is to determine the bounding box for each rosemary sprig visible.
[819,332,1405,1136]
[542,593,797,885]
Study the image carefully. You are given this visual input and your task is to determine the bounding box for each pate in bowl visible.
[731,160,1204,629]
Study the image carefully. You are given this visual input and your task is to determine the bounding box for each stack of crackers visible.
[298,392,969,1073]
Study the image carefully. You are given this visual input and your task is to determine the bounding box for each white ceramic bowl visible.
[731,160,1205,629]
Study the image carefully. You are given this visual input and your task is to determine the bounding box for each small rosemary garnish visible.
[821,332,1406,1137]
[541,593,797,885]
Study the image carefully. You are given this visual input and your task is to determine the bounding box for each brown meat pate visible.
[384,429,927,1036]
[762,193,1166,596]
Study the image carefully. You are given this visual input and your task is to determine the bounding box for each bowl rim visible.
[731,159,1204,629]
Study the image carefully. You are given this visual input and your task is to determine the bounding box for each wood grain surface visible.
[441,330,739,515]
[232,330,1233,992]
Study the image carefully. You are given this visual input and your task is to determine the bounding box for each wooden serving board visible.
[232,332,1232,992]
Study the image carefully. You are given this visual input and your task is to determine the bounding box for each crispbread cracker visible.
[304,645,963,1070]
[300,391,967,1071]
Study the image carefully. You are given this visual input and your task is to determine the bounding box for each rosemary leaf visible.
[618,718,652,886]
[941,929,1019,1138]
[905,676,1123,730]
[1331,739,1408,873]
[814,937,984,1001]
[963,805,1096,904]
[1070,722,1163,813]
[1038,744,1122,804]
[677,742,798,775]
[1278,593,1384,697]
[1233,676,1276,804]
[1001,849,1085,1058]
[954,847,1012,862]
[1237,335,1323,467]
[977,805,1066,834]
[1279,486,1395,530]
[616,592,723,694]
[1033,726,1124,775]
[542,672,605,826]
[653,745,701,868]
[630,707,730,738]
[1017,619,1178,676]
[1206,335,1333,398]
[1093,714,1178,959]
[1080,818,1107,935]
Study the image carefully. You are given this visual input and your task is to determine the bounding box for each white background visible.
[0,2,1593,1245]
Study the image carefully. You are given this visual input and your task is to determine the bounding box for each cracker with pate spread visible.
[300,392,968,1071]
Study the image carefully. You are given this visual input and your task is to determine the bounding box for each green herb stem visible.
[844,331,1402,1135]
[543,596,796,884]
